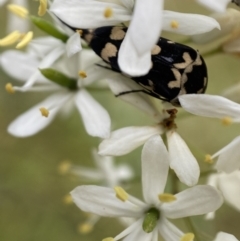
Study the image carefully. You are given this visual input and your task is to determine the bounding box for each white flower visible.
[50,0,220,76]
[213,232,239,241]
[206,170,240,219]
[60,149,134,234]
[179,94,240,173]
[99,84,200,186]
[71,135,223,241]
[2,45,112,138]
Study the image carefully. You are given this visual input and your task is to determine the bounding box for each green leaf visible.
[39,68,78,90]
[30,16,69,42]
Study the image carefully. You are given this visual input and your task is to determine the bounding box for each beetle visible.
[82,26,208,107]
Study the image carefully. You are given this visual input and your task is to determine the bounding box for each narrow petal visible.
[8,92,70,137]
[66,32,82,57]
[71,185,143,218]
[196,0,231,12]
[50,0,131,29]
[213,232,239,241]
[122,220,153,241]
[0,50,39,82]
[158,217,183,241]
[118,0,163,76]
[162,11,220,35]
[179,94,240,121]
[218,171,240,211]
[215,136,240,173]
[98,126,163,156]
[162,185,223,219]
[118,35,152,76]
[107,75,161,120]
[74,89,111,138]
[167,131,200,186]
[142,135,169,205]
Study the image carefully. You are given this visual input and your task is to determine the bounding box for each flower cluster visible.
[1,0,240,240]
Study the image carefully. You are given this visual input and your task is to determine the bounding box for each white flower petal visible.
[167,131,200,186]
[162,11,220,35]
[0,50,39,82]
[122,220,153,241]
[196,0,231,13]
[158,217,183,241]
[8,92,70,137]
[179,94,240,121]
[66,32,82,57]
[215,136,240,173]
[218,171,240,211]
[71,185,142,218]
[98,126,162,156]
[118,34,152,76]
[74,89,111,138]
[142,135,169,205]
[162,185,223,219]
[213,232,239,241]
[50,0,131,29]
[107,75,161,120]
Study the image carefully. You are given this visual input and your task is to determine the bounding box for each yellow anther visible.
[0,31,21,46]
[38,0,47,16]
[5,83,15,94]
[76,29,83,36]
[180,233,195,241]
[104,7,113,18]
[78,70,87,79]
[39,107,49,117]
[58,161,71,175]
[158,193,176,203]
[221,116,233,126]
[7,4,29,18]
[63,194,73,205]
[102,238,114,241]
[16,31,33,49]
[78,223,93,234]
[114,186,128,202]
[204,154,213,164]
[170,20,179,29]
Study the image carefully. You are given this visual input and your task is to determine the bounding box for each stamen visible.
[102,238,114,241]
[58,161,71,175]
[63,194,73,205]
[78,70,87,79]
[7,4,29,18]
[180,233,195,241]
[142,207,160,233]
[114,186,128,202]
[5,83,15,94]
[160,109,178,130]
[0,31,21,46]
[78,223,93,234]
[38,0,47,16]
[204,154,213,164]
[16,31,33,49]
[104,7,113,18]
[170,20,179,29]
[158,193,176,203]
[221,116,233,126]
[39,107,49,117]
[76,29,83,36]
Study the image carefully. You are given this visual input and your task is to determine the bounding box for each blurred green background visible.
[1,0,240,240]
